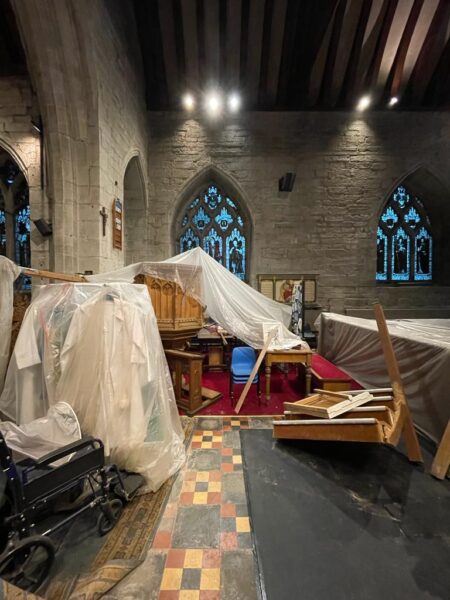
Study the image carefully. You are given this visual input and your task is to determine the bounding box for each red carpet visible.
[180,368,306,416]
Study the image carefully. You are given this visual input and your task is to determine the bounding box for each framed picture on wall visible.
[257,274,317,304]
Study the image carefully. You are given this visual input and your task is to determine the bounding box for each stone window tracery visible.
[377,185,432,282]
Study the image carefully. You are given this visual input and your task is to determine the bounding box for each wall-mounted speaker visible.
[33,218,53,237]
[278,172,296,192]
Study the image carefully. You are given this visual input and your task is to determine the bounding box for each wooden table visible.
[265,349,312,402]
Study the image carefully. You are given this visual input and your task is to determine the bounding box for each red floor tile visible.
[220,531,238,550]
[220,503,236,517]
[165,549,186,568]
[153,530,172,549]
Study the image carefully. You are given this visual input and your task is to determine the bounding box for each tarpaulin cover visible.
[0,282,186,491]
[317,312,450,442]
[0,256,20,393]
[0,401,81,463]
[86,247,306,351]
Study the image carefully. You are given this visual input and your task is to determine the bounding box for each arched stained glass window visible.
[177,184,248,280]
[376,185,432,282]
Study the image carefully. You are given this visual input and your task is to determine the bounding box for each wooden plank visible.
[234,328,277,414]
[430,420,450,479]
[373,303,423,463]
[273,421,384,443]
[274,417,378,425]
[23,268,85,283]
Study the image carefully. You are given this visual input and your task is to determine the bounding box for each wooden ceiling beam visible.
[133,0,168,109]
[318,0,346,107]
[403,0,450,107]
[245,0,266,108]
[395,0,439,100]
[158,0,181,104]
[363,0,398,93]
[338,0,373,107]
[423,31,450,107]
[328,0,366,108]
[226,0,242,89]
[204,0,220,86]
[382,0,423,104]
[262,0,287,107]
[181,0,200,93]
[276,0,302,108]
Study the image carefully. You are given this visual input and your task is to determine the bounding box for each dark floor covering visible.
[241,430,450,600]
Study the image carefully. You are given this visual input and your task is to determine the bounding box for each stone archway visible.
[123,155,146,265]
[0,146,31,282]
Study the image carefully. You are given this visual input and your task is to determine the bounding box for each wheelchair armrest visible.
[33,437,103,467]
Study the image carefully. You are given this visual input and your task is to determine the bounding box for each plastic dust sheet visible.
[86,247,307,351]
[0,283,186,491]
[0,256,21,393]
[317,312,450,442]
[0,401,81,463]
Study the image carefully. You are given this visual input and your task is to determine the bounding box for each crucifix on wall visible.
[99,206,108,236]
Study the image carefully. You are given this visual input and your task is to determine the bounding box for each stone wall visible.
[146,111,450,314]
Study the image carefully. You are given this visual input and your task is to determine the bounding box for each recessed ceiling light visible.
[182,93,195,111]
[388,96,398,107]
[357,95,371,111]
[228,93,241,112]
[205,92,222,116]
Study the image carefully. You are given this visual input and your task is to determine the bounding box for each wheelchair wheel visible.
[0,535,55,592]
[97,498,123,535]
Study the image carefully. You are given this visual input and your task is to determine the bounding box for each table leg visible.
[305,363,312,396]
[265,364,271,402]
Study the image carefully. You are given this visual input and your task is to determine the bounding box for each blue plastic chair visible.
[229,346,261,406]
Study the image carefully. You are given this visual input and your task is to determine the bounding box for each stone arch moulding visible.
[123,152,148,265]
[122,149,148,210]
[170,163,253,252]
[0,136,33,187]
[376,164,450,221]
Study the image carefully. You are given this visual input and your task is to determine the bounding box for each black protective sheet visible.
[241,430,450,600]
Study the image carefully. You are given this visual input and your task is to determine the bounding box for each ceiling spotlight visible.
[182,93,195,111]
[228,93,241,112]
[205,92,222,116]
[388,96,398,107]
[357,95,371,111]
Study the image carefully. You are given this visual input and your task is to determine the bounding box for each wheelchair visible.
[0,430,135,592]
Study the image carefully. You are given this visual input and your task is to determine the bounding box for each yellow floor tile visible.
[236,516,251,532]
[201,442,213,449]
[160,568,183,590]
[208,481,221,493]
[202,430,213,435]
[200,568,220,590]
[184,549,203,568]
[192,435,203,442]
[196,472,210,482]
[232,455,242,464]
[193,492,208,504]
[179,591,200,600]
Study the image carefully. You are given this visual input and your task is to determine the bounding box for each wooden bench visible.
[310,354,354,392]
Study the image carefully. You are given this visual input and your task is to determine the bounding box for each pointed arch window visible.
[177,184,248,280]
[376,185,432,282]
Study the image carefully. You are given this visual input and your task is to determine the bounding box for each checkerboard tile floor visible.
[151,416,267,600]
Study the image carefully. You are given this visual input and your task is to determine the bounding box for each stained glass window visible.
[376,185,432,282]
[0,208,6,256]
[177,184,248,280]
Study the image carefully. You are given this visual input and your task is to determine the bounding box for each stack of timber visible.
[273,303,424,464]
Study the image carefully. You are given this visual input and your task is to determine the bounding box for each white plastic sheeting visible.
[0,256,20,394]
[0,401,81,463]
[86,247,307,351]
[317,312,450,442]
[0,282,186,491]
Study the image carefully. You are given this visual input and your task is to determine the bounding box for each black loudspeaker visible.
[278,172,296,192]
[33,218,53,237]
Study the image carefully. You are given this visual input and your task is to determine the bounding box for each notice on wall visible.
[112,198,122,250]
